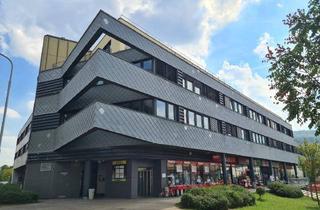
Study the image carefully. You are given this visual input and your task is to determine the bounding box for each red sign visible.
[212,155,221,163]
[227,156,238,164]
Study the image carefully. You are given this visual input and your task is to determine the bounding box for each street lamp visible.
[0,53,13,152]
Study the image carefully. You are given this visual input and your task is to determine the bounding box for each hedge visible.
[0,184,38,204]
[180,185,255,210]
[268,182,304,198]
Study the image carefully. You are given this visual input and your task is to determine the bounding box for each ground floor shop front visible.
[22,147,301,198]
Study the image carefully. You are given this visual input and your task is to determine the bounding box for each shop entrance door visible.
[138,167,153,197]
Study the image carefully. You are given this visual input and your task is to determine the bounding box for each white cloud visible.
[0,107,21,119]
[0,0,155,66]
[27,100,34,112]
[277,3,283,8]
[253,32,274,59]
[0,0,257,68]
[0,135,16,166]
[216,61,309,131]
[175,0,258,67]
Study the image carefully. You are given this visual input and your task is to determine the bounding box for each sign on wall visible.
[112,160,127,165]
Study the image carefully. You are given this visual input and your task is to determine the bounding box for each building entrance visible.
[137,167,153,197]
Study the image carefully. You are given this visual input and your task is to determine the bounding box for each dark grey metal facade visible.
[20,10,300,199]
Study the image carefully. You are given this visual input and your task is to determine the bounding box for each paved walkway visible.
[0,197,181,210]
[302,190,320,200]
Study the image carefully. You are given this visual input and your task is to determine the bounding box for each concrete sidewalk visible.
[0,197,181,210]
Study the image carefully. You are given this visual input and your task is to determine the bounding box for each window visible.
[186,80,193,91]
[168,103,175,120]
[188,111,195,126]
[142,59,153,71]
[239,128,245,140]
[249,110,253,119]
[194,86,200,95]
[166,65,177,82]
[252,132,256,143]
[226,123,236,136]
[183,109,187,124]
[224,96,232,109]
[112,165,126,181]
[196,114,202,128]
[156,100,166,118]
[155,60,166,77]
[203,117,209,130]
[252,112,257,121]
[155,59,177,82]
[205,86,219,103]
[238,104,243,114]
[233,101,238,112]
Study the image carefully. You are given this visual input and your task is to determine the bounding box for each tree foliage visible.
[298,141,320,182]
[266,0,320,135]
[0,165,13,182]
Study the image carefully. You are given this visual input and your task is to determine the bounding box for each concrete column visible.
[283,163,288,183]
[82,160,92,197]
[221,154,227,184]
[268,160,273,180]
[153,159,167,197]
[249,158,256,188]
[294,164,298,178]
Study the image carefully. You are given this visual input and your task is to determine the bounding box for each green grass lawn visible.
[235,193,320,210]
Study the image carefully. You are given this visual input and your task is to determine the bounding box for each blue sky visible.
[0,0,310,165]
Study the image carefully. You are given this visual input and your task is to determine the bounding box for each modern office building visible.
[15,10,300,198]
[12,115,32,188]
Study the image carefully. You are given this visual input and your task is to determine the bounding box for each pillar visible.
[283,163,288,183]
[268,160,273,181]
[249,158,256,188]
[82,160,92,197]
[294,164,298,178]
[221,153,227,184]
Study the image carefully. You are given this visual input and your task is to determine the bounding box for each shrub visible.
[0,184,38,204]
[256,187,266,200]
[181,193,195,208]
[180,185,255,210]
[268,182,303,198]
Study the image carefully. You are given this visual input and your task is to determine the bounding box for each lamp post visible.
[0,53,13,152]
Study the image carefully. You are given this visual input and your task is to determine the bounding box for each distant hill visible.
[294,130,320,144]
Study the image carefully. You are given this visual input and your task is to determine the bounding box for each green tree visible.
[266,0,320,135]
[0,165,13,182]
[298,141,320,183]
